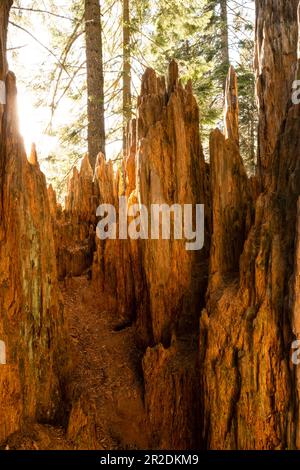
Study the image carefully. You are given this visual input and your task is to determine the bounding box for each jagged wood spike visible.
[224,65,239,146]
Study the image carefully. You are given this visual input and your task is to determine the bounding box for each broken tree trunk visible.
[47,1,300,450]
[0,2,70,444]
[200,0,300,450]
[255,0,298,187]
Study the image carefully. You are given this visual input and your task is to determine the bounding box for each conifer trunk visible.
[220,0,229,90]
[123,0,132,153]
[85,0,106,169]
[0,0,11,81]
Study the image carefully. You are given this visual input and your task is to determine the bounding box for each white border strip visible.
[0,340,6,364]
[0,81,6,105]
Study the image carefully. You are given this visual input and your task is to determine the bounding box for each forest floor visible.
[3,275,147,450]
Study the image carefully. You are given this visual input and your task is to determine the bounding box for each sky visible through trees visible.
[7,0,255,197]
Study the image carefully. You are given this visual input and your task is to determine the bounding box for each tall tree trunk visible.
[85,0,105,170]
[123,0,131,153]
[220,0,229,91]
[250,115,255,172]
[0,0,11,81]
[255,0,298,188]
[0,0,13,178]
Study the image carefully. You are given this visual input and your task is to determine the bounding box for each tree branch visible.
[11,6,75,21]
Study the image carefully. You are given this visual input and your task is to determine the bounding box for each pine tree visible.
[203,0,257,168]
[8,0,257,186]
[235,32,257,172]
[220,0,230,87]
[0,0,12,82]
[122,0,131,152]
[147,0,220,145]
[85,0,106,168]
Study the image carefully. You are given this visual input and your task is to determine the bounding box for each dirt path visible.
[62,275,148,450]
[3,275,148,450]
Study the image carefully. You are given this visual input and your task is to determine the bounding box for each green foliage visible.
[236,38,257,173]
[228,0,257,171]
[146,0,257,166]
[9,0,257,196]
[146,0,222,145]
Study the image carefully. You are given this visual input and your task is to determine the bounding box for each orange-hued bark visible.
[200,0,300,449]
[0,2,69,443]
[1,0,300,452]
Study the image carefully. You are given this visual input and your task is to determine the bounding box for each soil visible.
[3,275,148,450]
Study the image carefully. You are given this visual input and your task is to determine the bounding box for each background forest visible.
[7,0,255,199]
